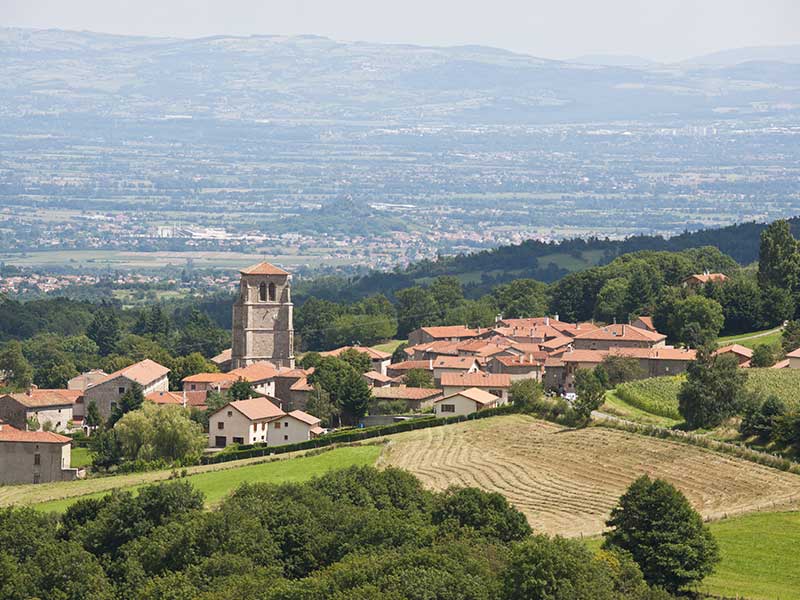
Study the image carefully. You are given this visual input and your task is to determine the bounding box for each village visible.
[0,261,785,486]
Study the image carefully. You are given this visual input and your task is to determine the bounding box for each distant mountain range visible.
[1,28,800,124]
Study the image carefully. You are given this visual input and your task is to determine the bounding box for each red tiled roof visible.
[684,273,728,285]
[364,370,392,383]
[437,387,499,406]
[0,423,71,444]
[1,389,82,408]
[539,336,573,351]
[772,358,791,368]
[211,348,232,363]
[146,390,208,408]
[372,387,443,400]
[440,372,511,388]
[289,377,314,392]
[785,347,800,359]
[221,397,284,421]
[432,356,478,369]
[632,316,656,331]
[182,372,233,384]
[320,346,391,360]
[573,323,666,343]
[239,261,290,276]
[97,359,170,387]
[419,326,481,339]
[492,353,548,366]
[388,360,433,372]
[715,344,754,359]
[407,340,461,356]
[287,410,321,426]
[229,362,279,382]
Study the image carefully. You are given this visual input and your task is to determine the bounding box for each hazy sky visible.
[2,0,799,61]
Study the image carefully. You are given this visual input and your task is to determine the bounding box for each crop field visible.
[380,415,800,537]
[613,369,800,423]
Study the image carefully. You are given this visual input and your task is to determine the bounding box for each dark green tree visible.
[395,286,438,338]
[492,278,548,319]
[596,355,645,387]
[228,379,256,401]
[404,368,434,388]
[338,367,372,425]
[758,219,800,291]
[85,400,101,430]
[781,319,800,353]
[339,348,372,373]
[87,309,121,356]
[750,343,777,368]
[509,378,544,410]
[678,346,747,429]
[0,340,33,390]
[108,382,145,426]
[603,475,720,592]
[740,393,786,439]
[429,276,464,321]
[574,368,606,423]
[433,487,531,543]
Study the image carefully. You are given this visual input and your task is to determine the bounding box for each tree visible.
[492,279,548,319]
[740,393,786,440]
[594,277,630,323]
[750,343,777,368]
[761,285,794,326]
[169,352,218,390]
[596,355,645,387]
[115,403,206,464]
[509,379,543,410]
[678,346,747,429]
[603,475,719,592]
[395,286,438,338]
[758,219,800,291]
[781,319,800,353]
[623,261,663,317]
[87,309,121,356]
[573,368,606,423]
[338,368,371,425]
[108,382,145,427]
[674,295,724,346]
[0,340,33,390]
[89,428,123,470]
[432,487,531,543]
[85,400,101,430]
[228,379,256,401]
[429,276,464,321]
[298,351,322,370]
[391,342,408,364]
[305,384,337,427]
[339,348,372,374]
[173,309,230,358]
[404,368,434,388]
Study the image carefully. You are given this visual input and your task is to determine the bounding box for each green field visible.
[34,445,381,513]
[372,339,406,354]
[584,510,800,600]
[602,390,681,428]
[611,368,800,424]
[70,447,93,469]
[718,327,784,350]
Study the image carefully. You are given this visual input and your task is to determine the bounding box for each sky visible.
[2,0,799,62]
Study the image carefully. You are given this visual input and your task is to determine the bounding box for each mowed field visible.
[381,415,800,537]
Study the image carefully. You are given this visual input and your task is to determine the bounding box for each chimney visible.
[554,314,559,322]
[545,316,550,326]
[495,313,503,323]
[182,390,187,409]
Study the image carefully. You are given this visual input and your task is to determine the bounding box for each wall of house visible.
[433,395,483,417]
[0,441,75,485]
[267,416,312,446]
[441,385,508,404]
[372,358,390,375]
[208,407,259,447]
[26,405,73,432]
[573,339,659,350]
[0,398,27,429]
[85,375,168,420]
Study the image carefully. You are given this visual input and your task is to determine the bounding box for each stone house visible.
[0,419,79,485]
[431,356,480,385]
[432,387,500,417]
[714,344,753,367]
[407,326,482,346]
[486,353,547,382]
[67,370,108,391]
[571,324,666,351]
[682,272,728,290]
[82,359,170,421]
[363,371,392,388]
[371,386,444,411]
[0,389,82,432]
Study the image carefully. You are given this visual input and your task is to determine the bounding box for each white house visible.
[208,397,322,448]
[433,387,501,417]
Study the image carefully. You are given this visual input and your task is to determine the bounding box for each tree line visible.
[0,466,718,599]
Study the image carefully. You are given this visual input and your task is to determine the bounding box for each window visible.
[190,384,196,391]
[118,386,125,395]
[259,282,268,302]
[227,411,233,417]
[217,422,224,430]
[274,422,281,429]
[110,402,117,411]
[268,282,277,301]
[233,437,244,444]
[215,436,227,448]
[440,404,455,413]
[284,435,288,441]
[33,453,41,466]
[284,422,289,428]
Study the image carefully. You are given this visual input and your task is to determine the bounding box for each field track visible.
[380,415,800,537]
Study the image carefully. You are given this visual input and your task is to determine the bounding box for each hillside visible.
[381,414,800,537]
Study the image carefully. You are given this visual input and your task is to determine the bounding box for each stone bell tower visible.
[231,261,295,369]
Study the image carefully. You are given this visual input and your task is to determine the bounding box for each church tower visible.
[231,261,295,369]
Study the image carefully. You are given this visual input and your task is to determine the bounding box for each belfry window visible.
[259,282,268,302]
[268,282,276,301]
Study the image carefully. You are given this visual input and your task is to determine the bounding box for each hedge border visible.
[201,405,519,465]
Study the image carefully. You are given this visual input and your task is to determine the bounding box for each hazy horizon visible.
[2,0,799,63]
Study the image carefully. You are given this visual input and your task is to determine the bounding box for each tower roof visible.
[239,261,290,276]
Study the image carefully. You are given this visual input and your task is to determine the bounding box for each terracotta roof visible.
[407,340,461,356]
[632,316,656,331]
[539,336,573,351]
[505,342,542,354]
[274,367,314,379]
[388,360,433,372]
[785,347,800,359]
[497,318,599,337]
[372,387,443,400]
[289,377,314,392]
[437,387,499,406]
[288,410,321,426]
[772,358,791,369]
[440,372,511,388]
[310,425,325,435]
[560,347,696,362]
[182,372,233,384]
[146,390,208,408]
[684,273,728,285]
[239,261,290,276]
[573,323,666,343]
[223,397,284,421]
[97,359,170,387]
[419,326,482,339]
[320,346,392,360]
[492,353,547,367]
[560,349,606,364]
[364,370,392,383]
[211,348,232,364]
[432,356,478,369]
[715,344,754,359]
[229,361,278,382]
[1,389,82,408]
[0,423,71,444]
